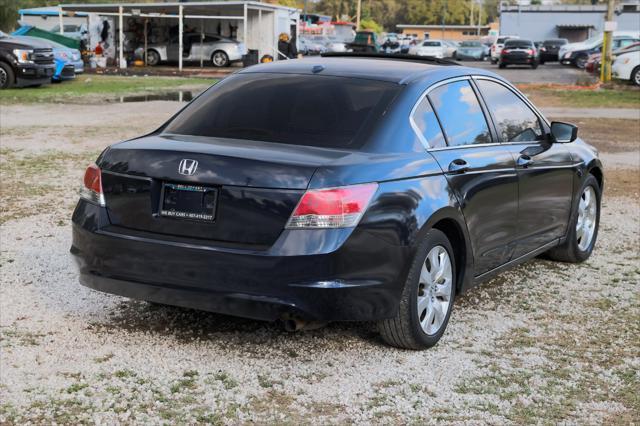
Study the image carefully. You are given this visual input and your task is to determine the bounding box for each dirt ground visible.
[1,100,638,424]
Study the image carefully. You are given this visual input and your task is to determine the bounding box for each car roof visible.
[238,56,500,85]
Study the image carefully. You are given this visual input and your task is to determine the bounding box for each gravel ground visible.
[1,101,638,424]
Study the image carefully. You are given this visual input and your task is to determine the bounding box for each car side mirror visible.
[550,121,578,143]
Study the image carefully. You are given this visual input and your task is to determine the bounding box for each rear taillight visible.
[501,49,509,55]
[286,183,378,229]
[80,163,105,206]
[528,49,535,55]
[491,45,495,51]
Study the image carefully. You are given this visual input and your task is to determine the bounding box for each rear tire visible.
[378,229,456,350]
[575,54,588,69]
[546,174,601,263]
[212,50,229,67]
[499,62,506,69]
[531,62,538,69]
[0,62,15,89]
[146,50,160,66]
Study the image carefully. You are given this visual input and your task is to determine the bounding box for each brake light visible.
[80,164,105,206]
[286,183,378,229]
[501,49,509,55]
[528,49,535,55]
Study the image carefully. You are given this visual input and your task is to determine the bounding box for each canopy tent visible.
[60,1,299,70]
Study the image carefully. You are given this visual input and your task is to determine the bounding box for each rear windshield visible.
[163,73,400,149]
[505,40,533,48]
[544,39,567,45]
[460,41,481,47]
[423,41,441,46]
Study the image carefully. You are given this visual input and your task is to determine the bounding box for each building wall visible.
[499,9,640,41]
[400,27,489,40]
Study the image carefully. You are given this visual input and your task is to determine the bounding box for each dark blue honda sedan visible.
[71,53,602,349]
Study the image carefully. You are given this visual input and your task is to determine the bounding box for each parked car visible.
[0,31,55,89]
[50,23,87,41]
[586,42,640,74]
[72,53,603,349]
[613,49,640,85]
[559,31,640,67]
[348,31,381,53]
[499,39,539,69]
[299,36,327,55]
[410,39,446,58]
[442,40,459,58]
[455,40,489,61]
[561,35,639,68]
[146,33,247,67]
[540,38,568,62]
[16,36,83,81]
[491,35,519,64]
[325,36,348,53]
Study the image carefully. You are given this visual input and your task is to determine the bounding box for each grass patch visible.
[0,75,213,104]
[520,85,640,108]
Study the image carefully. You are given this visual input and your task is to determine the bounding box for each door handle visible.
[448,159,469,174]
[517,155,534,168]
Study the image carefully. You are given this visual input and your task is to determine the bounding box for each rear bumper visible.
[501,56,535,65]
[71,200,410,322]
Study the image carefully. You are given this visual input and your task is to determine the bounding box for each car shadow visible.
[89,299,383,350]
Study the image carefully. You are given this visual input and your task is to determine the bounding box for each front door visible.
[474,78,575,258]
[424,79,519,275]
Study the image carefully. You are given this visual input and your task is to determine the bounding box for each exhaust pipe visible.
[280,314,326,332]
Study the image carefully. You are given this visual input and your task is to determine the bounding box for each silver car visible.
[146,33,247,67]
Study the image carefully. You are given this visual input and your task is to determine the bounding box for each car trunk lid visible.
[98,135,350,247]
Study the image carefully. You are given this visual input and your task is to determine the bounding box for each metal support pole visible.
[178,4,183,72]
[144,18,148,66]
[601,0,615,83]
[243,3,248,43]
[58,8,64,35]
[118,6,124,68]
[356,0,362,30]
[200,19,204,68]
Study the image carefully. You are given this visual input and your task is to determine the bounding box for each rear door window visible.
[427,80,492,147]
[163,73,400,149]
[476,79,543,143]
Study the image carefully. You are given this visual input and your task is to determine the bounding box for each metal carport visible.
[60,1,299,70]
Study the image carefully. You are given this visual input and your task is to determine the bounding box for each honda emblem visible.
[178,159,198,176]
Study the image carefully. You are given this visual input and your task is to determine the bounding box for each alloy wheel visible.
[417,245,452,335]
[576,186,597,251]
[213,52,228,67]
[634,69,640,86]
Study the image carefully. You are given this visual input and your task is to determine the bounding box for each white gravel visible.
[1,102,638,424]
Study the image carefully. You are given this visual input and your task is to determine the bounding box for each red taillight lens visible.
[286,183,378,229]
[501,49,509,55]
[528,49,535,55]
[80,164,105,206]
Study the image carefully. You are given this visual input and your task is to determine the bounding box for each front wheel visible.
[575,55,588,69]
[632,66,640,86]
[546,174,601,263]
[212,50,229,67]
[378,229,456,350]
[0,62,15,89]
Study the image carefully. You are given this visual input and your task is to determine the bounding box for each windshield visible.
[422,41,441,46]
[460,41,481,47]
[163,74,400,149]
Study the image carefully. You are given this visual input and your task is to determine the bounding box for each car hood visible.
[0,35,53,50]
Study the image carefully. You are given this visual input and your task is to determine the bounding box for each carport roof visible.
[60,1,298,16]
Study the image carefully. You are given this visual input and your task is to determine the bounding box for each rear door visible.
[474,77,574,258]
[419,78,519,275]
